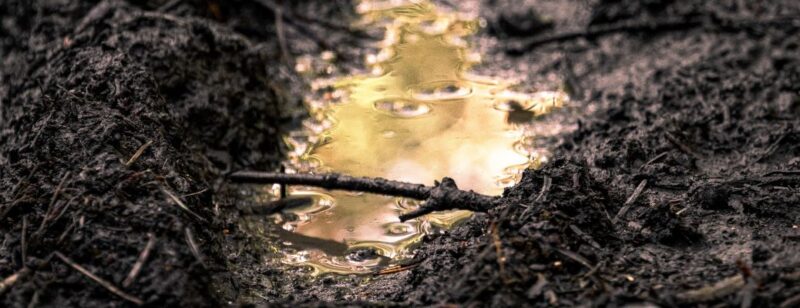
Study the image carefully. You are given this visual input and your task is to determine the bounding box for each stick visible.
[508,15,800,54]
[54,252,144,305]
[125,140,153,167]
[10,164,39,200]
[0,268,31,294]
[556,247,593,269]
[535,176,551,202]
[665,132,703,160]
[490,221,508,283]
[184,228,206,269]
[179,188,208,199]
[162,188,206,222]
[21,216,28,265]
[373,258,424,276]
[273,6,292,64]
[508,17,703,54]
[569,224,601,249]
[229,171,500,221]
[122,233,156,288]
[675,275,744,303]
[781,293,800,308]
[639,152,668,170]
[612,179,647,224]
[34,172,71,237]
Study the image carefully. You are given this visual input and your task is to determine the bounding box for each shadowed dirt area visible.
[1,0,799,307]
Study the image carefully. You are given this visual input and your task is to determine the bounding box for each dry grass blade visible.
[0,268,31,294]
[125,140,153,167]
[123,233,156,287]
[781,293,800,308]
[535,176,552,202]
[21,216,28,265]
[675,274,744,303]
[374,260,423,276]
[54,252,144,305]
[555,247,593,269]
[665,132,703,160]
[184,227,206,269]
[162,188,206,222]
[612,179,647,224]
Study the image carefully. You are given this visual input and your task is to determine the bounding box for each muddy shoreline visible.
[2,0,799,306]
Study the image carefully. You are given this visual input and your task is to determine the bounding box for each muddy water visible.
[256,1,568,275]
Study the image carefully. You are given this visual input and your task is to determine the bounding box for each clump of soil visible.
[1,0,300,306]
[389,1,800,306]
[2,0,799,307]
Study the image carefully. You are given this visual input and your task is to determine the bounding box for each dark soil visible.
[2,0,799,307]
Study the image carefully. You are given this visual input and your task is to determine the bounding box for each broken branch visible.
[228,171,500,221]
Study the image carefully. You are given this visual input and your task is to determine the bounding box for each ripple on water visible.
[373,98,432,117]
[409,81,473,101]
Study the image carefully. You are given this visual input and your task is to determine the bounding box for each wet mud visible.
[2,0,799,307]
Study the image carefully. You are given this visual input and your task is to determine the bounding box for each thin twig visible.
[508,15,800,54]
[508,16,703,54]
[756,132,787,162]
[374,258,424,276]
[639,152,668,170]
[0,268,31,295]
[162,188,206,222]
[35,172,71,237]
[123,233,156,288]
[555,247,593,269]
[781,292,800,308]
[612,179,648,224]
[490,221,509,284]
[179,188,208,199]
[665,132,703,160]
[10,164,39,201]
[274,6,292,64]
[184,227,206,269]
[675,274,744,303]
[229,171,500,221]
[521,176,554,221]
[535,176,552,202]
[29,111,54,149]
[21,216,28,265]
[54,252,144,305]
[569,224,601,249]
[125,140,153,167]
[57,218,77,244]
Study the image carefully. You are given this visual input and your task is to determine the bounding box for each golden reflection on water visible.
[263,0,568,275]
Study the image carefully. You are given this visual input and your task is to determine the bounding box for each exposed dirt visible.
[2,0,799,307]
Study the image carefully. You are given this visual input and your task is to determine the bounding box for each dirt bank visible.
[1,0,301,305]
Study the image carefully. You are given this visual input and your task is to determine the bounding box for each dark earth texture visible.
[2,0,799,307]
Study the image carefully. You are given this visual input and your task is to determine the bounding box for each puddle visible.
[246,0,569,275]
